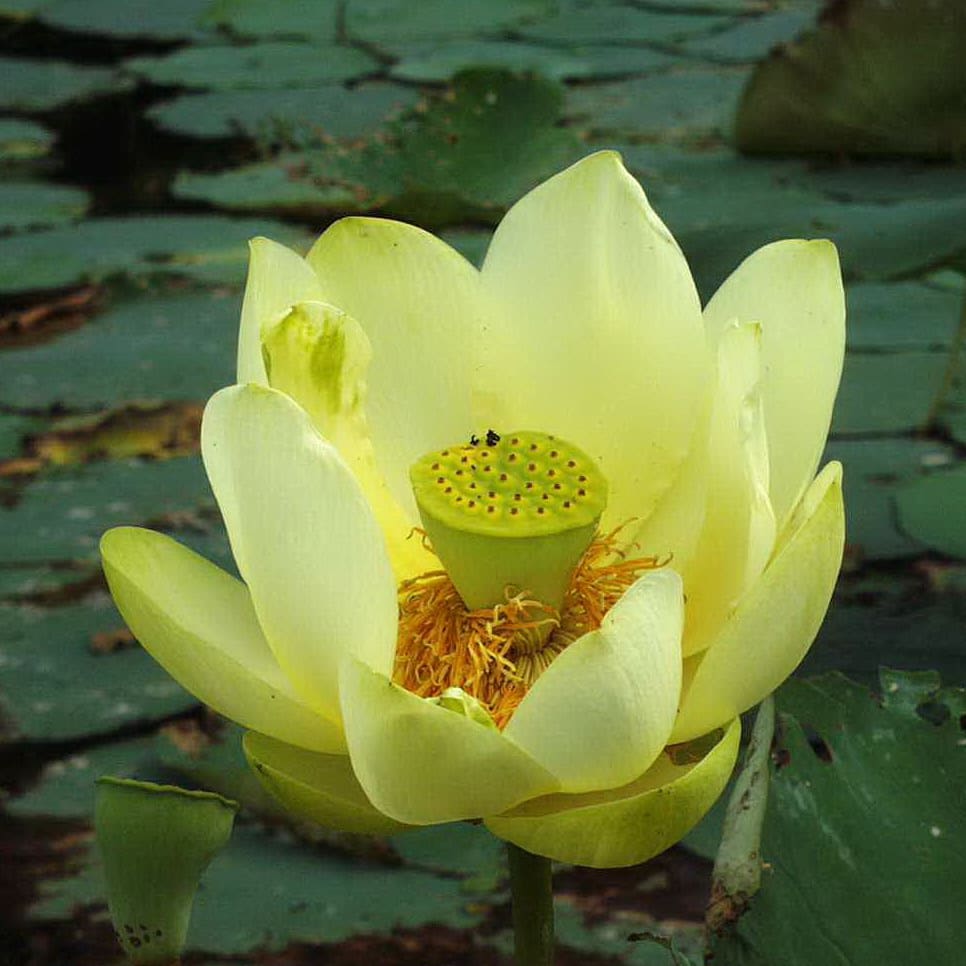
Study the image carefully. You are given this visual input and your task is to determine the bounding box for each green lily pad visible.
[147,83,418,142]
[126,42,378,90]
[203,0,338,40]
[0,562,97,601]
[896,465,966,559]
[304,69,583,226]
[0,599,195,743]
[516,6,734,45]
[805,571,966,684]
[832,351,947,435]
[0,118,54,161]
[823,438,955,562]
[683,8,816,63]
[173,160,354,215]
[736,0,966,158]
[710,670,966,965]
[846,282,960,351]
[0,181,89,231]
[1,291,237,409]
[389,40,676,83]
[0,56,120,111]
[346,0,554,45]
[566,67,749,143]
[0,456,219,566]
[0,215,311,294]
[37,0,214,40]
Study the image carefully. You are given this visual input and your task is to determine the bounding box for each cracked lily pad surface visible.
[2,0,966,962]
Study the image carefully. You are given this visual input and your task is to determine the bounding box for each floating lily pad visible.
[736,0,966,158]
[173,160,354,215]
[710,670,966,965]
[126,42,378,90]
[823,438,954,562]
[682,7,815,63]
[390,40,676,83]
[0,215,311,294]
[147,83,418,141]
[0,599,195,743]
[0,118,54,161]
[346,0,554,45]
[304,69,583,226]
[832,351,947,435]
[203,0,338,40]
[0,456,218,566]
[0,181,88,231]
[896,465,966,559]
[1,291,237,409]
[846,282,959,351]
[566,67,749,143]
[0,56,120,111]
[37,0,214,40]
[516,6,734,45]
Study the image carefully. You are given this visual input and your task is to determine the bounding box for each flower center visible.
[409,430,608,610]
[395,431,662,728]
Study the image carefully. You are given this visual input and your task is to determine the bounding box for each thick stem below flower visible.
[507,842,555,966]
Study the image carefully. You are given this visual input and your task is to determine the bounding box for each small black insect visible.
[469,433,480,446]
[485,429,501,446]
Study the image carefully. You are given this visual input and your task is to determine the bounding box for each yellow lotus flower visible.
[100,152,845,869]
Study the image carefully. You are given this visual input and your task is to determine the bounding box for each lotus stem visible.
[507,842,555,965]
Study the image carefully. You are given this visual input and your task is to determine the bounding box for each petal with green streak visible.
[243,731,410,836]
[671,462,844,743]
[339,657,560,825]
[479,151,708,536]
[101,527,345,754]
[504,570,683,793]
[682,321,776,657]
[262,301,436,583]
[201,384,397,722]
[237,237,323,384]
[703,239,845,531]
[306,218,486,520]
[486,718,740,868]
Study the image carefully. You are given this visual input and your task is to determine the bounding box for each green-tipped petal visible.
[96,777,237,964]
[486,718,740,868]
[101,527,344,754]
[307,217,486,519]
[262,301,436,582]
[683,321,776,656]
[237,237,323,384]
[504,570,683,793]
[201,385,397,720]
[243,732,410,836]
[703,239,845,530]
[479,151,707,537]
[339,657,559,825]
[671,463,844,743]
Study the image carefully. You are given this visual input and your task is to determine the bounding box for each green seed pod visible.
[410,430,608,609]
[95,777,238,965]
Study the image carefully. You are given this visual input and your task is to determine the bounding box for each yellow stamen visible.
[394,524,666,729]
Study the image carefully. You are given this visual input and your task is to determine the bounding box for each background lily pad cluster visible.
[1,0,964,963]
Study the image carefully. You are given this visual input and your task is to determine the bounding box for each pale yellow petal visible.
[261,301,435,582]
[307,218,486,519]
[101,527,344,753]
[243,732,410,836]
[504,570,683,793]
[339,658,559,825]
[237,237,323,384]
[486,718,740,868]
[479,151,708,532]
[683,321,776,657]
[201,385,397,721]
[672,463,844,743]
[703,239,845,529]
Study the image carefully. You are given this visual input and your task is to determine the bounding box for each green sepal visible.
[95,777,238,965]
